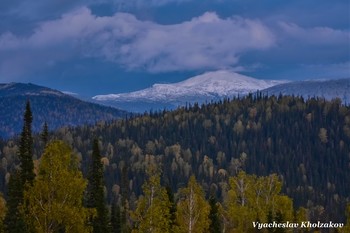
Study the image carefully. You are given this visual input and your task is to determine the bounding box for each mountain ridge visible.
[1,74,348,137]
[262,78,350,104]
[93,70,350,112]
[0,83,127,138]
[93,70,288,112]
[93,70,287,101]
[0,82,65,97]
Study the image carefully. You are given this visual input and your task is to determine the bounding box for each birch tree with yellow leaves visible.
[176,176,210,233]
[23,140,92,233]
[131,166,171,233]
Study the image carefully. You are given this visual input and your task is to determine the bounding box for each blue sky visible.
[0,0,349,96]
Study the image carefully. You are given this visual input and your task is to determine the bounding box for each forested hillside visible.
[0,93,349,231]
[0,83,127,138]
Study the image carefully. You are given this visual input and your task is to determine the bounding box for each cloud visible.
[113,0,191,8]
[0,0,191,21]
[279,22,350,45]
[242,21,349,71]
[270,22,350,65]
[105,11,275,72]
[0,7,275,78]
[1,5,347,82]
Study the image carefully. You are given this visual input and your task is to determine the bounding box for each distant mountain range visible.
[1,72,349,137]
[93,70,287,112]
[93,70,349,112]
[0,83,127,138]
[262,78,350,104]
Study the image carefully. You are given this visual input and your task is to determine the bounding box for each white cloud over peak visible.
[0,7,275,78]
[1,6,347,81]
[106,11,275,72]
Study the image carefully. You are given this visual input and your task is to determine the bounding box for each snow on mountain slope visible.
[93,70,286,104]
[262,78,350,104]
[93,71,349,113]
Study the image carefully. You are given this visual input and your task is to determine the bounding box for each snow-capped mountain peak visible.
[92,70,287,112]
[174,70,285,94]
[94,70,286,101]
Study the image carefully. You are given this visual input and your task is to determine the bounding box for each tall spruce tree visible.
[4,101,35,233]
[86,139,109,233]
[208,196,221,233]
[120,164,130,232]
[110,199,122,233]
[165,186,177,232]
[40,121,49,147]
[19,100,35,185]
[3,171,26,233]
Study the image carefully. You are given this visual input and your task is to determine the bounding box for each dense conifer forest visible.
[0,94,349,232]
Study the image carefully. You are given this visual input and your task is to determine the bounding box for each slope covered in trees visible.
[0,83,127,138]
[0,94,349,229]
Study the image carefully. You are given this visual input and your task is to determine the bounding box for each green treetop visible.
[176,175,210,233]
[23,140,92,233]
[131,166,171,233]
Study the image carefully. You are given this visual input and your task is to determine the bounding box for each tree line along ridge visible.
[0,93,349,232]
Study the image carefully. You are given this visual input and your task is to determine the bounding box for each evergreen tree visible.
[110,200,121,233]
[4,102,35,233]
[86,139,110,233]
[120,207,130,233]
[208,196,221,233]
[120,163,131,232]
[166,186,177,232]
[19,100,35,186]
[3,171,26,233]
[120,162,129,209]
[40,122,49,147]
